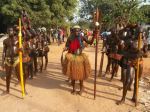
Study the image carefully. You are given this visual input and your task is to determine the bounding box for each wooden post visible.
[98,42,104,77]
[94,8,100,100]
[135,31,142,106]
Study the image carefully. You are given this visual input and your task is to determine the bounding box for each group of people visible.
[0,12,148,106]
[50,28,65,45]
[61,23,148,106]
[101,24,146,105]
[0,25,50,94]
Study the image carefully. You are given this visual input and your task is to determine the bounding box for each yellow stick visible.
[18,18,25,97]
[135,32,142,106]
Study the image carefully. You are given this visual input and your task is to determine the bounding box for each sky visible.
[72,0,81,23]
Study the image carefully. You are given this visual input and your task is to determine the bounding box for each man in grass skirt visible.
[62,25,94,95]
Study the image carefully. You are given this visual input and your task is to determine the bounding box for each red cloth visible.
[109,53,123,60]
[69,38,80,53]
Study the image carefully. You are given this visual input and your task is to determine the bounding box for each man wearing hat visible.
[62,25,94,95]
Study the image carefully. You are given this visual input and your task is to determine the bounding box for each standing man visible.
[1,27,26,94]
[62,25,94,95]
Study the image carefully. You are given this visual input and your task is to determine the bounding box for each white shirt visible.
[147,37,150,44]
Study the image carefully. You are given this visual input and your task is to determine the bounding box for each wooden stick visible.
[94,8,99,100]
[98,41,105,77]
[135,32,142,106]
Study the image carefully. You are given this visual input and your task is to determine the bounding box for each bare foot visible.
[15,82,20,87]
[109,78,113,82]
[65,79,70,82]
[116,100,125,105]
[1,91,9,96]
[102,74,106,77]
[29,76,33,80]
[71,90,75,95]
[114,74,118,77]
[118,87,123,90]
[78,91,83,96]
[128,87,132,91]
[25,90,28,95]
[131,98,136,103]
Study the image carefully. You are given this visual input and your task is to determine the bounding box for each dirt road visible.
[0,41,149,112]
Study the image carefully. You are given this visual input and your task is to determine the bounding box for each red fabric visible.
[69,38,80,53]
[87,31,91,37]
[109,53,123,60]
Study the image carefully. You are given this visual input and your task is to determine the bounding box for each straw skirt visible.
[62,53,91,80]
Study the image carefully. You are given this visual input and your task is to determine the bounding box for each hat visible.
[41,27,46,32]
[73,25,81,29]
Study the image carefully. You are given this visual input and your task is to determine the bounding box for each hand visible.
[63,47,67,52]
[18,47,23,52]
[137,50,143,57]
[0,65,4,71]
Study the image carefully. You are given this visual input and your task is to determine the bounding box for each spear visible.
[135,30,142,106]
[94,8,100,100]
[18,18,25,97]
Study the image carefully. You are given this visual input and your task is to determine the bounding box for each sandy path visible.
[0,41,149,112]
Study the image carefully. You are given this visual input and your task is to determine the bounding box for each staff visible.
[94,8,100,99]
[135,31,142,106]
[18,18,25,97]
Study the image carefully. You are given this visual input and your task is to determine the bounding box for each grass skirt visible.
[62,53,91,80]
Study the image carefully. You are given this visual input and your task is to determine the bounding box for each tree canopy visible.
[0,0,78,30]
[79,0,150,29]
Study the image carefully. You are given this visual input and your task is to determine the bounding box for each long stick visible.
[94,29,98,99]
[135,32,142,106]
[94,8,99,100]
[99,39,104,77]
[18,18,25,97]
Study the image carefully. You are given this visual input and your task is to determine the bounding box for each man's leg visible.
[29,61,33,79]
[5,65,12,94]
[117,66,132,105]
[39,57,43,72]
[132,64,143,102]
[44,53,48,70]
[71,80,75,94]
[33,56,37,74]
[104,56,111,77]
[79,80,83,95]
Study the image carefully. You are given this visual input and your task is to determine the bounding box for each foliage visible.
[0,0,78,29]
[140,5,150,24]
[79,0,149,29]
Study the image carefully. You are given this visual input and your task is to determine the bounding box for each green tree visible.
[79,0,149,29]
[140,5,150,24]
[46,0,78,27]
[0,0,78,29]
[0,0,51,27]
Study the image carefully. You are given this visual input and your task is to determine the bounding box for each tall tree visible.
[0,0,51,27]
[46,0,78,27]
[140,5,150,24]
[0,0,78,31]
[79,0,149,29]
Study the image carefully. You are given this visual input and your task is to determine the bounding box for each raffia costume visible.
[62,34,92,81]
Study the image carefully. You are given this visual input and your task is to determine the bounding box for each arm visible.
[124,50,143,59]
[82,34,95,45]
[63,37,70,51]
[2,41,6,67]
